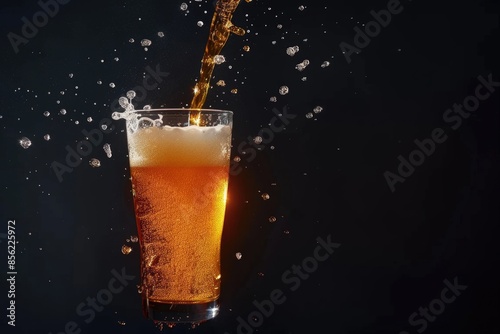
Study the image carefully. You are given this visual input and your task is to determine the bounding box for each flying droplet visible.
[286,46,299,56]
[243,45,250,52]
[279,86,289,95]
[43,111,50,117]
[130,235,139,243]
[236,252,242,260]
[269,216,277,223]
[261,193,270,200]
[121,245,132,255]
[231,88,238,94]
[313,106,323,113]
[321,61,330,68]
[233,156,241,162]
[180,2,188,10]
[158,31,164,37]
[19,137,32,149]
[253,136,263,144]
[59,109,67,115]
[103,143,112,158]
[216,80,226,86]
[44,134,51,141]
[197,21,204,27]
[214,55,226,65]
[109,83,115,88]
[89,158,101,168]
[128,38,135,43]
[140,39,152,47]
[126,90,136,100]
[295,59,310,71]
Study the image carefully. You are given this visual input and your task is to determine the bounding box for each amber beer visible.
[125,109,232,323]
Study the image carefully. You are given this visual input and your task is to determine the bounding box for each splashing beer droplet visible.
[140,39,152,47]
[121,245,132,255]
[313,106,323,113]
[261,193,270,200]
[279,86,289,95]
[236,252,242,260]
[59,109,67,115]
[130,235,139,243]
[19,137,32,149]
[269,216,277,223]
[214,55,226,64]
[44,134,51,141]
[103,143,112,158]
[286,45,299,56]
[89,158,101,168]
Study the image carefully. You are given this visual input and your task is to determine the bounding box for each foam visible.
[127,124,232,167]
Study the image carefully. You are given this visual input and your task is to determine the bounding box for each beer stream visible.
[189,0,247,125]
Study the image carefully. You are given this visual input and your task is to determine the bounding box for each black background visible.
[1,0,499,333]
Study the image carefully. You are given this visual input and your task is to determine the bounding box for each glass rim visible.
[129,108,233,115]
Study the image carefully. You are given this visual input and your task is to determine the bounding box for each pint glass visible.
[125,108,233,323]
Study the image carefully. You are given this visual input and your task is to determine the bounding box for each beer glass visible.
[125,108,233,323]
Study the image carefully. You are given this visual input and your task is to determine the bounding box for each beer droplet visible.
[103,143,112,158]
[295,59,310,71]
[43,111,50,117]
[19,137,32,149]
[118,321,126,326]
[121,245,132,255]
[216,80,226,86]
[236,252,242,260]
[261,193,270,200]
[306,112,314,119]
[270,96,277,102]
[243,45,250,52]
[321,61,330,68]
[197,21,204,27]
[89,158,101,168]
[130,235,139,243]
[286,45,299,56]
[269,216,277,223]
[140,39,152,47]
[126,90,136,100]
[87,117,93,122]
[214,55,226,65]
[128,38,135,43]
[231,88,238,94]
[279,86,289,95]
[253,136,263,144]
[158,31,164,37]
[233,156,241,162]
[298,5,305,11]
[59,108,67,115]
[313,106,323,113]
[109,83,116,88]
[44,134,51,141]
[180,2,188,10]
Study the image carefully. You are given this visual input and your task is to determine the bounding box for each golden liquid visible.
[189,0,245,124]
[131,165,229,303]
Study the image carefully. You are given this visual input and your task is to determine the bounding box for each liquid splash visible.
[189,0,246,125]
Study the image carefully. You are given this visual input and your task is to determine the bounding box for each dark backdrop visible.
[1,0,499,333]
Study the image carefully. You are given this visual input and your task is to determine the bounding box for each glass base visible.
[143,299,220,323]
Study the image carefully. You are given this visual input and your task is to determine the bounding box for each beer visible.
[125,110,233,322]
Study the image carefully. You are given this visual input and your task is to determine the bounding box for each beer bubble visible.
[121,245,132,255]
[235,252,242,260]
[59,108,67,115]
[279,86,289,95]
[313,106,323,113]
[103,143,112,158]
[89,158,101,168]
[214,55,226,65]
[43,111,50,117]
[180,2,188,10]
[140,39,152,47]
[197,21,204,27]
[295,59,310,71]
[261,193,270,200]
[44,134,51,141]
[286,45,299,56]
[253,136,263,144]
[19,137,32,149]
[269,216,277,223]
